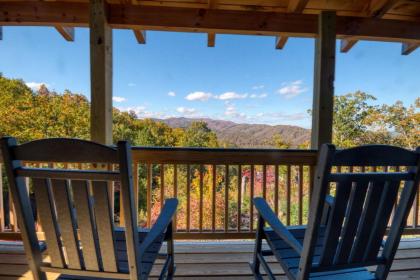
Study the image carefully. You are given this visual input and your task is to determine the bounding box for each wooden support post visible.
[311,11,336,149]
[90,0,113,145]
[0,26,2,40]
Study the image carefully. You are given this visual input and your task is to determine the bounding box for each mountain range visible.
[156,117,310,148]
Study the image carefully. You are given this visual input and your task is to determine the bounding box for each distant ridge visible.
[156,117,310,148]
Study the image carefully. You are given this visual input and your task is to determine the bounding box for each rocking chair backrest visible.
[297,144,420,280]
[1,137,141,280]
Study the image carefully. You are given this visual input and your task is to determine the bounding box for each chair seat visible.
[54,228,166,280]
[263,226,375,280]
[114,228,166,277]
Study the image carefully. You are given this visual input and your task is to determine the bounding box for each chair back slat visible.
[72,180,100,271]
[51,179,82,270]
[364,180,400,261]
[0,137,140,279]
[298,144,420,280]
[92,180,118,272]
[33,178,65,268]
[334,181,369,264]
[319,180,352,265]
[348,180,385,263]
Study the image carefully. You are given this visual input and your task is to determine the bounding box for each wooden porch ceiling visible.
[1,0,420,53]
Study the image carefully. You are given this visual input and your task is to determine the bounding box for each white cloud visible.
[176,107,197,116]
[26,82,50,91]
[250,93,268,99]
[119,106,173,119]
[185,91,213,101]
[277,80,307,99]
[252,85,265,90]
[218,92,248,100]
[256,112,307,121]
[168,91,176,97]
[128,83,136,87]
[112,96,126,103]
[224,104,246,119]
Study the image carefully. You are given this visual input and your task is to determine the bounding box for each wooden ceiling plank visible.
[133,29,146,44]
[54,26,74,41]
[1,2,420,44]
[288,0,310,13]
[208,0,216,9]
[368,0,401,18]
[275,36,288,49]
[207,32,215,47]
[340,38,358,53]
[401,42,419,55]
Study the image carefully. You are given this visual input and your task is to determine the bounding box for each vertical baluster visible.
[225,165,229,232]
[186,164,190,232]
[9,189,17,231]
[274,165,279,216]
[250,165,255,231]
[262,165,267,199]
[133,162,139,223]
[146,163,152,227]
[309,165,314,204]
[298,165,303,225]
[173,164,178,231]
[414,184,419,229]
[199,164,204,232]
[0,163,4,232]
[237,165,242,232]
[212,164,216,232]
[160,164,165,210]
[286,164,291,226]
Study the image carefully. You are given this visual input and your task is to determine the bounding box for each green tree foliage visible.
[0,75,220,149]
[332,91,419,148]
[179,121,219,147]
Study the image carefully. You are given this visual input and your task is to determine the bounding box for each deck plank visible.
[0,239,419,279]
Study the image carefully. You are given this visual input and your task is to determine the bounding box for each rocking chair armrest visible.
[138,198,178,256]
[254,198,303,254]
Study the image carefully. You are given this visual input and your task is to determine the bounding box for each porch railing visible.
[1,147,419,240]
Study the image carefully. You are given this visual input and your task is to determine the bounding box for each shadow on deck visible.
[1,239,420,279]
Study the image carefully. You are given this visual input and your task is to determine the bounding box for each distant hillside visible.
[157,117,310,148]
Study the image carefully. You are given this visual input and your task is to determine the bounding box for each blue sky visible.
[1,26,419,128]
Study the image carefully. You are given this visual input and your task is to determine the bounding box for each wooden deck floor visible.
[1,239,420,279]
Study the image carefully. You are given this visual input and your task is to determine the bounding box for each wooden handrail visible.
[1,147,419,240]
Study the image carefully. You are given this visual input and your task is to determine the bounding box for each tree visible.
[270,133,291,149]
[333,91,379,148]
[179,121,219,147]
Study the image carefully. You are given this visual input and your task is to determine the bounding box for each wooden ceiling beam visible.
[401,42,419,55]
[341,0,401,52]
[133,29,146,44]
[207,32,215,47]
[288,0,309,13]
[54,26,74,41]
[275,36,288,49]
[1,2,420,44]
